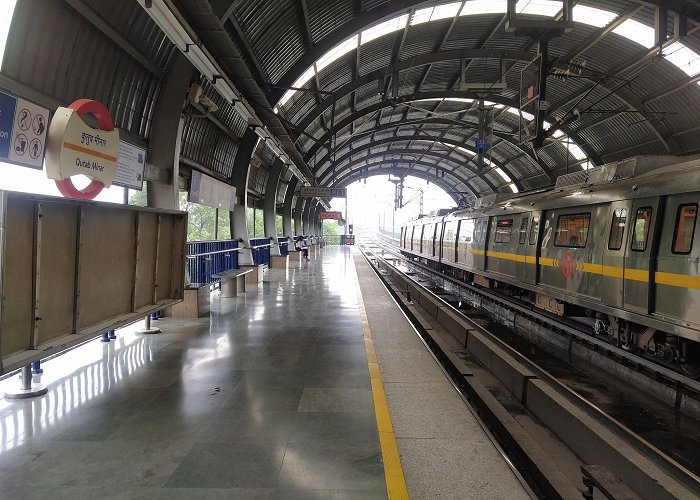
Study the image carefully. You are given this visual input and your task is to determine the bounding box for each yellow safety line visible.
[356,276,410,500]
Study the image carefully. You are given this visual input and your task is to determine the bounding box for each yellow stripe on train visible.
[459,248,699,289]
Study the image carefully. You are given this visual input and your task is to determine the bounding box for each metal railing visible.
[278,237,289,256]
[250,237,272,266]
[186,239,239,285]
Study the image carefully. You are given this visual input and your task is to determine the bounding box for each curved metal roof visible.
[2,0,699,205]
[216,0,700,202]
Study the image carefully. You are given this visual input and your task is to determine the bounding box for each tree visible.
[276,214,284,236]
[130,188,232,241]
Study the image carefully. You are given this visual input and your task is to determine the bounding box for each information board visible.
[113,140,146,190]
[189,170,236,211]
[299,187,347,198]
[0,90,49,170]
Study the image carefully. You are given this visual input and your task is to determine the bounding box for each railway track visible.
[375,233,700,417]
[357,236,700,499]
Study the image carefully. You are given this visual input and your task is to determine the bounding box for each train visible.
[397,156,700,378]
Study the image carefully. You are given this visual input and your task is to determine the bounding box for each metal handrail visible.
[249,243,273,249]
[186,248,243,258]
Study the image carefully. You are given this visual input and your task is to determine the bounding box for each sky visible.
[0,161,129,203]
[330,175,455,231]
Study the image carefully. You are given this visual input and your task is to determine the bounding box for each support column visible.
[313,203,321,236]
[294,195,304,236]
[230,128,258,265]
[147,53,193,209]
[302,198,314,235]
[263,159,283,256]
[282,177,298,239]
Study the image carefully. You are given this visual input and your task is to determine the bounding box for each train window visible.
[458,219,474,243]
[495,219,513,243]
[529,216,539,245]
[672,204,697,254]
[519,217,529,244]
[608,208,627,250]
[554,213,590,247]
[631,207,652,252]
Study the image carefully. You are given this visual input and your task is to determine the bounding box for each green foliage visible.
[276,214,284,236]
[128,188,233,241]
[247,207,265,237]
[128,186,147,207]
[323,219,340,236]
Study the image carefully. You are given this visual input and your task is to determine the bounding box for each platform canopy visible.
[2,0,699,207]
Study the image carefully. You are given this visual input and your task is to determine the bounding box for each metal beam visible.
[314,134,523,192]
[295,49,536,132]
[320,158,480,197]
[318,150,488,187]
[64,0,163,78]
[334,167,466,205]
[303,101,556,184]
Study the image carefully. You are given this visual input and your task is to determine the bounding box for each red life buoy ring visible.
[54,99,115,200]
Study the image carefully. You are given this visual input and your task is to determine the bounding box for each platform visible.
[0,246,530,499]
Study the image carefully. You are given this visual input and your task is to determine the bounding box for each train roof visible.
[404,155,700,224]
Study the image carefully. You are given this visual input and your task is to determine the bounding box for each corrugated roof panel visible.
[307,0,355,44]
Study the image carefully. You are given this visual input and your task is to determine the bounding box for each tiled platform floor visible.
[0,245,530,499]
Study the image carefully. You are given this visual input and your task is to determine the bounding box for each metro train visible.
[398,156,700,378]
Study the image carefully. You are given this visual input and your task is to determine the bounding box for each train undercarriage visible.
[406,253,700,379]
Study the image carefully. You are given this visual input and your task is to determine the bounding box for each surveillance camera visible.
[198,95,219,113]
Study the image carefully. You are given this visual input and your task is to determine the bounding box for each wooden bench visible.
[213,268,254,297]
[163,283,211,318]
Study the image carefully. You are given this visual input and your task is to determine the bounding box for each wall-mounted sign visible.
[189,170,236,211]
[320,211,342,220]
[0,90,49,169]
[46,99,119,199]
[113,140,146,191]
[299,187,347,198]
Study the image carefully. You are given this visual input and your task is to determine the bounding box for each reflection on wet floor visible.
[0,247,388,498]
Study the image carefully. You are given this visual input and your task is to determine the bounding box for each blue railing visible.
[278,236,289,256]
[250,237,272,266]
[186,239,239,285]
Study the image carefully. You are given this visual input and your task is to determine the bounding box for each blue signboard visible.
[0,91,17,159]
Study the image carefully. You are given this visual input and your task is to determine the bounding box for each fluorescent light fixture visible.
[572,4,617,28]
[613,19,655,49]
[664,42,700,77]
[460,0,507,16]
[137,0,188,51]
[315,35,358,71]
[361,14,409,44]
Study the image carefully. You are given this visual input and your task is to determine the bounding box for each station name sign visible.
[46,105,119,187]
[299,187,347,198]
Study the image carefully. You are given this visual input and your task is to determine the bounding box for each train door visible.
[601,201,631,309]
[655,195,698,323]
[516,212,537,284]
[624,197,661,314]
